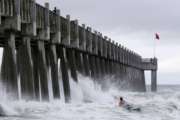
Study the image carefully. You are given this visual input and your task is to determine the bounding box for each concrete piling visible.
[71,19,83,74]
[82,53,90,76]
[30,0,37,36]
[75,51,83,73]
[151,70,157,92]
[58,47,71,102]
[14,0,21,31]
[141,70,146,91]
[1,32,18,98]
[48,7,61,98]
[89,55,96,79]
[31,46,40,100]
[37,41,49,100]
[48,45,60,98]
[17,37,35,100]
[66,49,78,82]
[0,1,1,25]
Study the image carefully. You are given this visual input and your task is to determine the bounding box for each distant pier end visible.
[142,58,158,91]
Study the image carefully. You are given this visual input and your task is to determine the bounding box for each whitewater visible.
[0,75,180,120]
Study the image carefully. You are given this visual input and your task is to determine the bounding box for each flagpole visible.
[153,36,156,58]
[154,33,159,58]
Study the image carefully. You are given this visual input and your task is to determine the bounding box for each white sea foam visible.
[0,76,180,120]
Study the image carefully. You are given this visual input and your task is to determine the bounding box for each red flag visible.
[155,33,160,40]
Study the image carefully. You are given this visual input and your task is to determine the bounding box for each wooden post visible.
[73,20,83,74]
[66,49,78,82]
[75,51,83,74]
[66,15,71,45]
[48,8,61,98]
[30,0,37,36]
[151,70,157,92]
[59,47,71,102]
[86,27,92,53]
[14,0,21,31]
[107,39,111,59]
[37,41,49,100]
[80,24,90,76]
[64,16,78,82]
[0,1,1,25]
[89,55,96,79]
[95,56,101,79]
[82,24,86,50]
[49,45,60,98]
[103,36,108,58]
[1,0,4,17]
[31,46,40,100]
[82,54,90,76]
[70,19,79,48]
[17,37,35,100]
[100,58,106,76]
[52,9,61,43]
[1,32,18,99]
[92,31,98,55]
[45,2,50,40]
[141,70,146,91]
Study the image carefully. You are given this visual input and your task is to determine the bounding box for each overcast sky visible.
[37,0,180,84]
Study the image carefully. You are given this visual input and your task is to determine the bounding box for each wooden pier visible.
[0,0,158,102]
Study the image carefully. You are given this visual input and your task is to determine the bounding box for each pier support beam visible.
[31,46,40,100]
[0,3,1,25]
[59,47,71,102]
[47,45,60,98]
[75,52,83,74]
[99,58,105,77]
[37,41,49,100]
[89,55,96,79]
[95,57,101,79]
[1,32,18,98]
[66,49,78,82]
[82,53,90,76]
[17,37,35,100]
[151,70,157,92]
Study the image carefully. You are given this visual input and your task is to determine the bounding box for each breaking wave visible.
[0,75,180,120]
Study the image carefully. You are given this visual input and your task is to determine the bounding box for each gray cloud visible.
[38,0,180,44]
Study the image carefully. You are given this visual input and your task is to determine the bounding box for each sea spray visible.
[0,82,19,116]
[69,77,84,103]
[47,66,54,101]
[69,74,114,103]
[58,59,65,103]
[0,81,180,120]
[0,69,180,120]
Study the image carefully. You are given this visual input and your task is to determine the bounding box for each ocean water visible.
[0,76,180,120]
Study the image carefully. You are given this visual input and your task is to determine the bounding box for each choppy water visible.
[0,77,180,120]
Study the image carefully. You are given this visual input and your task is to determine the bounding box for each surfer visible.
[119,97,127,107]
[118,97,141,112]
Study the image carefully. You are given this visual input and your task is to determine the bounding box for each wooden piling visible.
[82,53,90,76]
[31,46,40,100]
[66,48,78,82]
[37,41,49,100]
[47,45,60,98]
[17,37,35,100]
[151,70,157,92]
[58,47,71,102]
[0,2,1,25]
[1,32,18,98]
